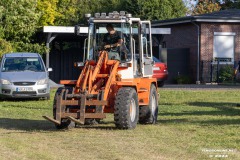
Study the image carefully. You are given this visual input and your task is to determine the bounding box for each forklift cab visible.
[78,11,154,79]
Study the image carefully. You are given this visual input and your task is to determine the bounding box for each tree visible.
[0,0,40,42]
[54,0,187,25]
[190,0,240,15]
[0,0,46,54]
[0,38,12,57]
[37,0,59,26]
[192,0,221,15]
[54,0,79,26]
[0,0,190,56]
[217,0,240,9]
[122,0,187,20]
[54,0,123,26]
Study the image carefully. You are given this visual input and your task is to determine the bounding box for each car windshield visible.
[1,57,45,72]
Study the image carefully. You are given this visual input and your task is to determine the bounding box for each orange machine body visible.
[42,12,159,129]
[60,51,157,115]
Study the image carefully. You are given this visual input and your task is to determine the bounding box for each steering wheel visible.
[25,65,37,71]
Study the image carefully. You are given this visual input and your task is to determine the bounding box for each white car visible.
[0,52,52,99]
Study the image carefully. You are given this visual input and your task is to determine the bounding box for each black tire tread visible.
[114,87,139,129]
[139,84,158,124]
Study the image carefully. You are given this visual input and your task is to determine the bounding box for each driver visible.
[102,24,123,60]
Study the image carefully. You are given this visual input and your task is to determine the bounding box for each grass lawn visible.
[0,88,239,160]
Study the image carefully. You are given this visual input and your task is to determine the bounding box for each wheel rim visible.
[130,98,136,122]
[151,94,156,116]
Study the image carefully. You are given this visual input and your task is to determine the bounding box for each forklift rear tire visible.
[114,87,139,129]
[139,84,158,124]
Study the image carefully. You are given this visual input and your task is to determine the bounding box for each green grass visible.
[0,89,239,160]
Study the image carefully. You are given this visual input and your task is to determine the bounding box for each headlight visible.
[37,79,48,85]
[1,79,11,85]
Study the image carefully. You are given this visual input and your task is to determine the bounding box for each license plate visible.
[153,67,160,71]
[16,87,33,92]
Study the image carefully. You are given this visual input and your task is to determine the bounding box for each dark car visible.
[152,56,168,87]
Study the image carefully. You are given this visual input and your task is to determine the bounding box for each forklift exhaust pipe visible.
[42,116,61,125]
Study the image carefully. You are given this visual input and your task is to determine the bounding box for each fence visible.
[200,60,239,83]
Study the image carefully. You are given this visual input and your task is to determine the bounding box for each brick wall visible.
[201,22,240,61]
[200,23,240,82]
[161,23,198,82]
[160,22,240,83]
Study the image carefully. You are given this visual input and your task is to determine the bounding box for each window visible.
[213,32,235,64]
[2,57,44,72]
[87,23,131,62]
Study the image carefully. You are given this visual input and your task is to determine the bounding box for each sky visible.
[183,0,197,8]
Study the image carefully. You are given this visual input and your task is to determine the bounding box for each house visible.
[152,9,240,83]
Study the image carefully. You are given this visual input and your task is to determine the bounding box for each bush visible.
[174,75,192,84]
[218,65,234,83]
[0,38,13,57]
[13,42,47,55]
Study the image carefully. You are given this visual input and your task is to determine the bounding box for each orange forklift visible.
[43,11,158,129]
